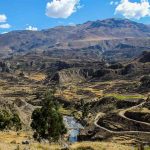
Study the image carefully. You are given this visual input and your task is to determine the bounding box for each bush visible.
[0,110,22,131]
[109,63,123,69]
[140,75,150,88]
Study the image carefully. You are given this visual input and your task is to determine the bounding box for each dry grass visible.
[105,93,145,100]
[28,73,46,81]
[0,131,61,150]
[70,142,132,150]
[0,131,31,144]
[0,143,60,150]
[0,141,133,150]
[0,132,133,150]
[129,107,150,113]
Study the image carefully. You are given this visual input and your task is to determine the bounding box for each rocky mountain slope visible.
[0,18,150,60]
[49,51,150,85]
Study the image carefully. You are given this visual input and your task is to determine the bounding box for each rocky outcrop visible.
[50,66,122,84]
[0,97,35,127]
[51,68,95,84]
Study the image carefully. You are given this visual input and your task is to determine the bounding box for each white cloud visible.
[26,26,38,31]
[1,31,8,34]
[46,0,80,18]
[0,14,7,23]
[115,0,150,19]
[68,22,76,26]
[0,23,11,29]
[110,1,119,6]
[110,1,114,5]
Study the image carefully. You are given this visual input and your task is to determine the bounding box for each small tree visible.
[31,90,67,142]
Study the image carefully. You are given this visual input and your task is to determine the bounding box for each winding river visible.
[63,116,84,142]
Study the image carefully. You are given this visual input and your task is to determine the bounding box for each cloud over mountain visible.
[0,23,11,29]
[115,0,150,19]
[26,26,38,31]
[0,14,7,23]
[46,0,80,18]
[0,14,11,29]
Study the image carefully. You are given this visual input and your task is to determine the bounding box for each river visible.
[63,116,84,143]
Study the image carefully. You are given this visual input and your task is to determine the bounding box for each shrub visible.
[0,110,22,131]
[140,75,150,88]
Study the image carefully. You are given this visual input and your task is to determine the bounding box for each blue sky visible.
[0,0,150,33]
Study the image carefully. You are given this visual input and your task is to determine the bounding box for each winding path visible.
[94,100,150,135]
[119,101,150,126]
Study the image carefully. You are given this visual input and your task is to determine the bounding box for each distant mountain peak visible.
[82,18,148,30]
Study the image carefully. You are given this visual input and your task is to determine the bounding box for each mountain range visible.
[0,18,150,61]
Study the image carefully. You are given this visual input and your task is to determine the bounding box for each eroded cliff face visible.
[51,68,95,84]
[50,67,122,84]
